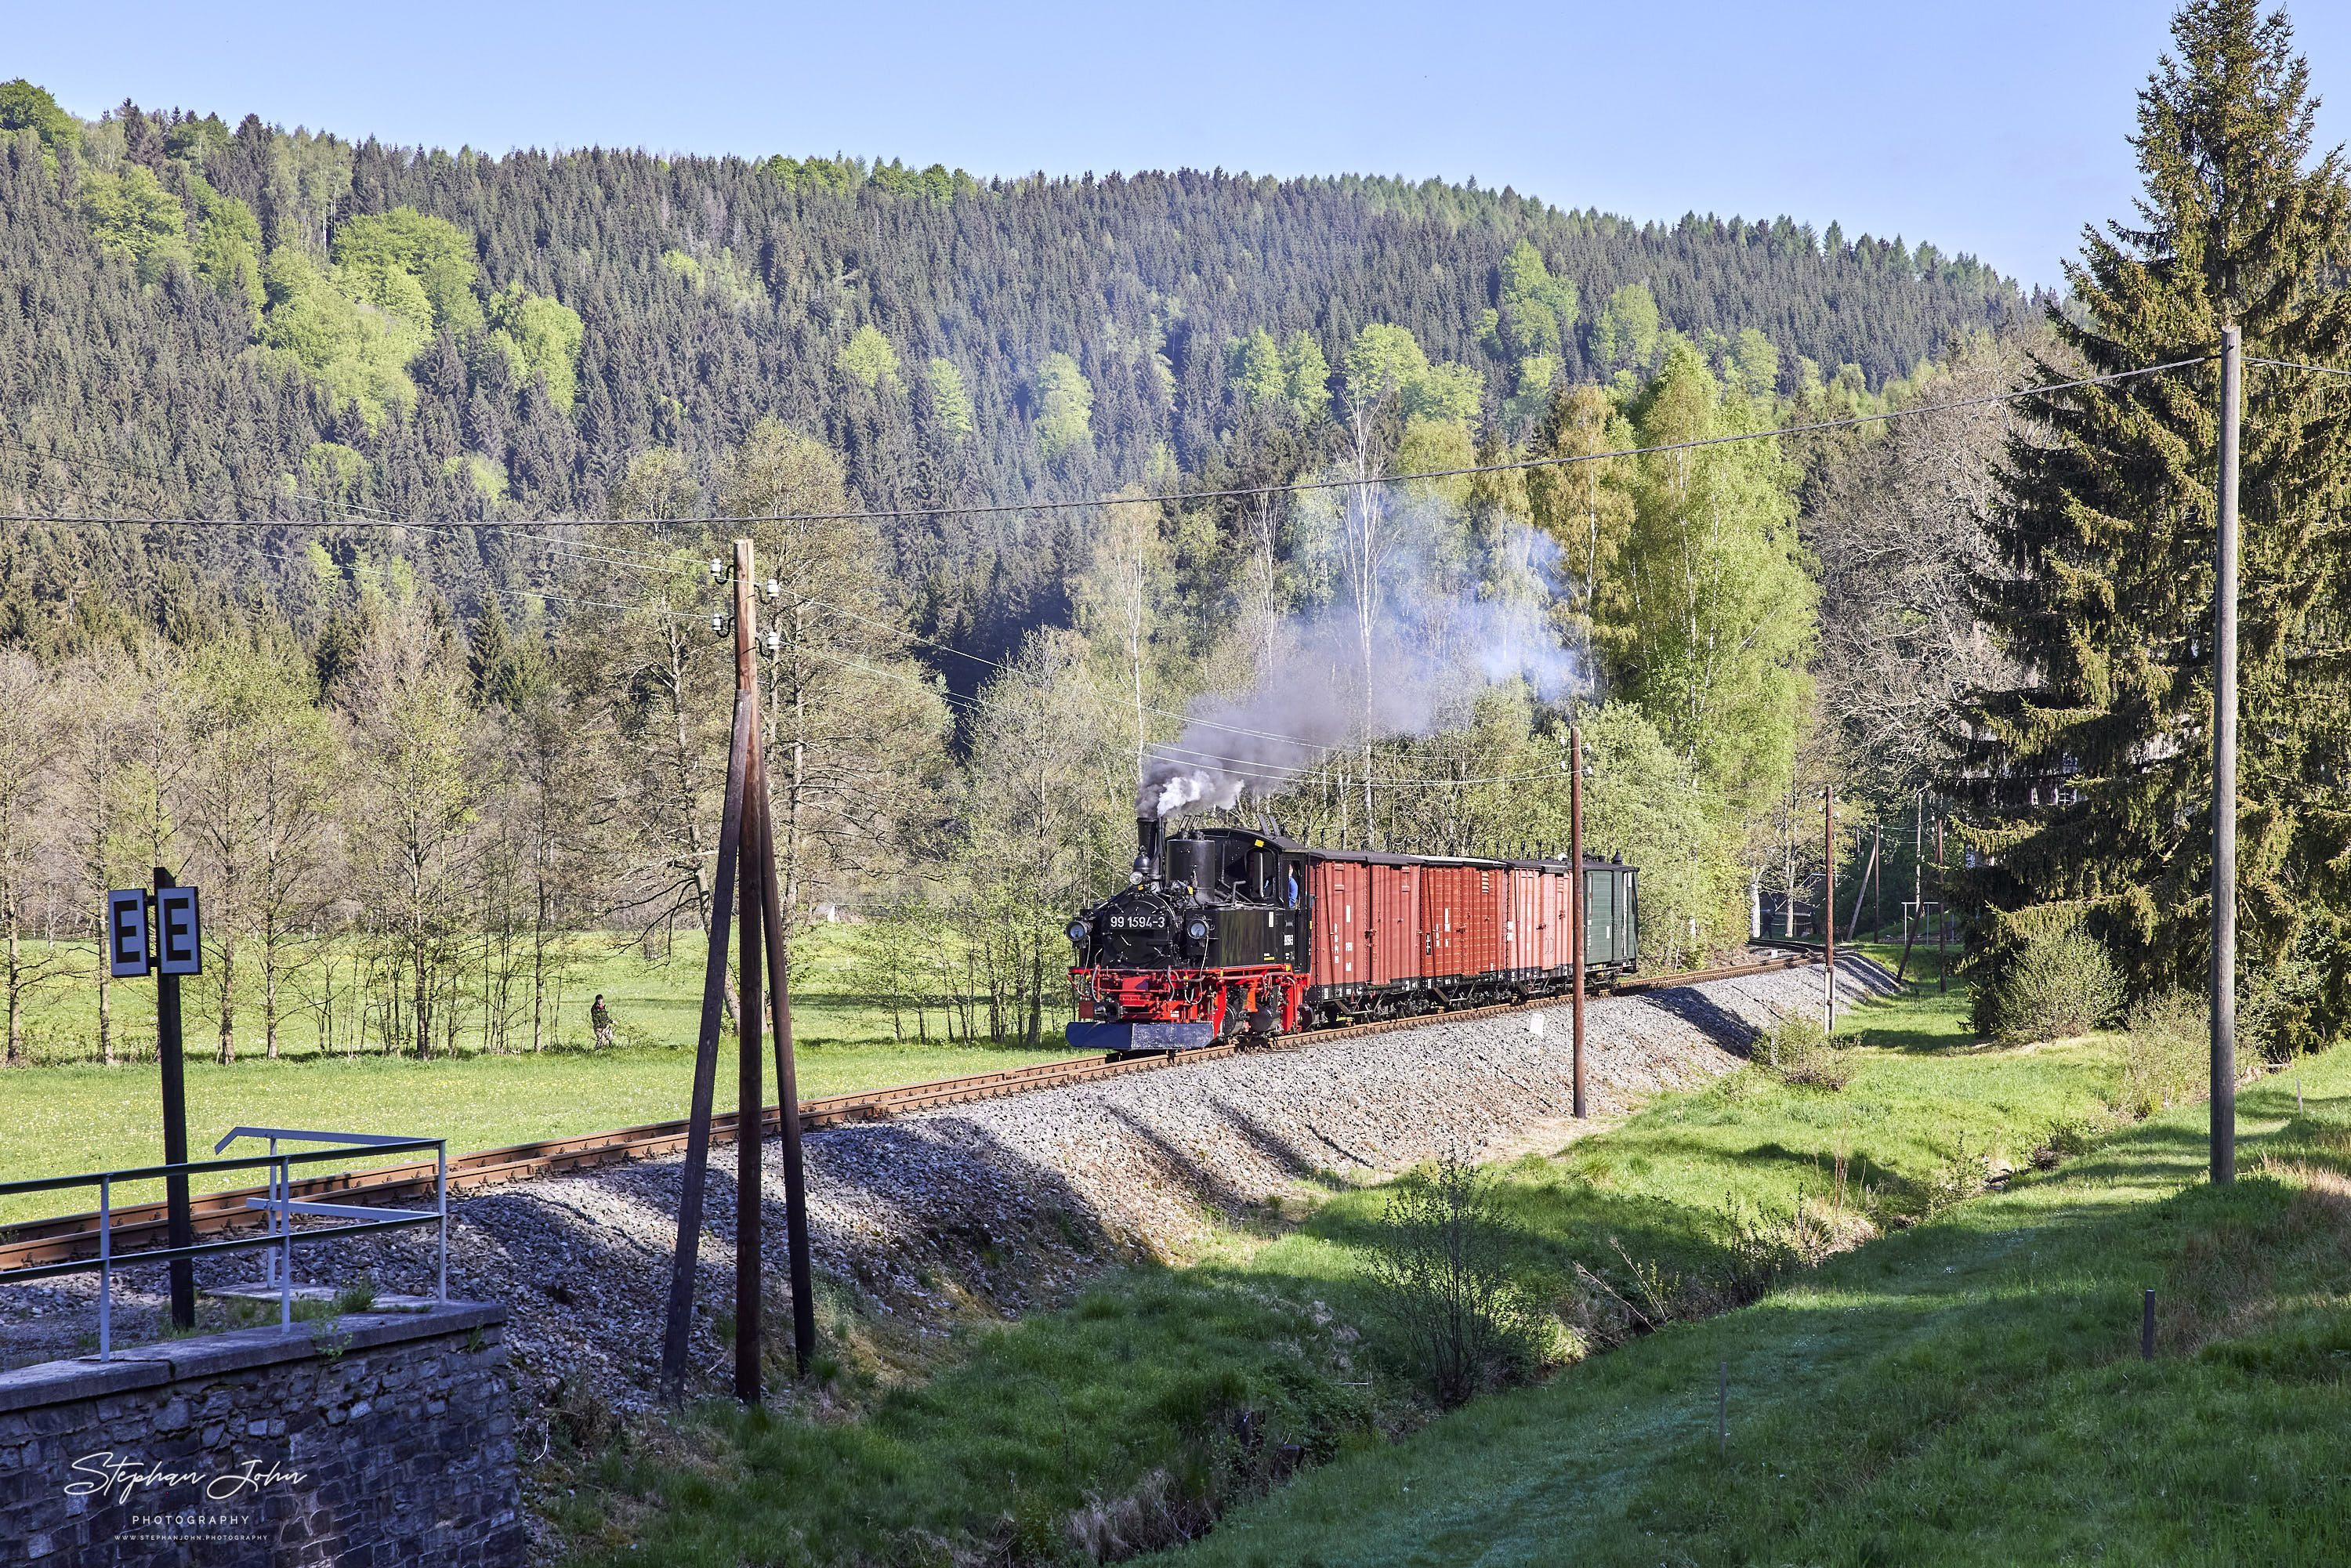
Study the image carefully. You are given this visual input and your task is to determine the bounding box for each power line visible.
[0,355,2216,533]
[2246,356,2351,380]
[259,542,696,621]
[767,583,1372,753]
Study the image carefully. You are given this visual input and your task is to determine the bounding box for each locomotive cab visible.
[1067,824,1311,1052]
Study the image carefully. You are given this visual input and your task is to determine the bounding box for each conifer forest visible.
[0,0,2339,1072]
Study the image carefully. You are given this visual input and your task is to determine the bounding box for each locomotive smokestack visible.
[1136,817,1164,881]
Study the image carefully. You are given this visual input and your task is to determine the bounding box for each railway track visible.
[0,949,1821,1273]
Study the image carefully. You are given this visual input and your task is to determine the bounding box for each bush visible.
[1759,1009,1850,1089]
[1993,928,2125,1043]
[2117,987,2206,1117]
[1364,1153,1545,1408]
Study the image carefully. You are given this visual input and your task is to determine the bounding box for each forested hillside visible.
[0,77,2041,1061]
[0,85,2027,663]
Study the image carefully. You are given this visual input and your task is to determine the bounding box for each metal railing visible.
[0,1128,447,1361]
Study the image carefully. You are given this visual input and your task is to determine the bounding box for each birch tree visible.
[1597,342,1817,823]
[0,654,62,1064]
[58,652,138,1064]
[718,418,951,946]
[341,610,482,1059]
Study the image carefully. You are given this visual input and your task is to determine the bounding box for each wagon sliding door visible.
[1419,867,1460,980]
[1311,860,1363,988]
[1368,864,1420,986]
[1582,866,1621,969]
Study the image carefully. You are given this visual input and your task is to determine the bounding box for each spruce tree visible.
[1965,0,2351,1047]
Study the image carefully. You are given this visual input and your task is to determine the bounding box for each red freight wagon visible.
[1420,865,1465,979]
[1462,864,1504,976]
[1367,861,1422,987]
[1066,823,1641,1046]
[1310,858,1360,990]
[1505,865,1541,977]
[1538,863,1572,971]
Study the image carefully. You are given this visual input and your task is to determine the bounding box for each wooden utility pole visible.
[658,692,749,1403]
[1873,823,1884,944]
[752,744,817,1374]
[1570,725,1585,1120]
[2212,325,2241,1186]
[1823,786,1835,1038]
[730,541,763,1400]
[1897,795,1922,983]
[660,537,823,1402]
[1936,811,1947,994]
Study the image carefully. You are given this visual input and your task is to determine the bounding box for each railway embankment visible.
[1,959,1891,1412]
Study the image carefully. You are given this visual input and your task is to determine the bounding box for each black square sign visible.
[107,889,149,978]
[156,886,201,976]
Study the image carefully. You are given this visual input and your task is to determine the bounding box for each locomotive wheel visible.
[1220,988,1249,1038]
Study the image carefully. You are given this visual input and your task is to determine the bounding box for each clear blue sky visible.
[10,1,2347,290]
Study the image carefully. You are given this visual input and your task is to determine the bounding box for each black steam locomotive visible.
[1065,819,1639,1052]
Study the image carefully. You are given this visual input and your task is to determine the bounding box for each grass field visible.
[2,926,922,1063]
[1166,1055,2351,1565]
[541,950,2310,1567]
[0,925,1073,1223]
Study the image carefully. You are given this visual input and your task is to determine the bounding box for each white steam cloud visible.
[1138,484,1588,822]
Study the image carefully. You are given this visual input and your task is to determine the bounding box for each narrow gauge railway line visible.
[0,950,1820,1273]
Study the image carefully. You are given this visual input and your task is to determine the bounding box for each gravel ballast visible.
[3,959,1893,1407]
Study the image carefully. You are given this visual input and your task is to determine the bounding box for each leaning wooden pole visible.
[753,745,818,1374]
[658,689,753,1402]
[2212,325,2241,1186]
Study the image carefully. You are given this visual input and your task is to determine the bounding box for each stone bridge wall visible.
[0,1301,520,1566]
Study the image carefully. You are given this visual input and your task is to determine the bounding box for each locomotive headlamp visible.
[1067,921,1086,945]
[1186,918,1208,942]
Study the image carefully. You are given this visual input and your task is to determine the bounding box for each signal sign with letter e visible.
[107,890,150,978]
[156,885,201,976]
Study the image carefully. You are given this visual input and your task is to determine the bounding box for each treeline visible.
[0,80,2027,682]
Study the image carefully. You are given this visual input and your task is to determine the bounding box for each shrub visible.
[1924,1130,1993,1215]
[2117,987,2206,1117]
[1364,1153,1545,1408]
[1759,1009,1850,1089]
[1993,928,2125,1043]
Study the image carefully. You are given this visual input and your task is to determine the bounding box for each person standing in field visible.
[592,994,616,1048]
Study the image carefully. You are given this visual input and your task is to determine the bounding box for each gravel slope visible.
[3,959,1893,1410]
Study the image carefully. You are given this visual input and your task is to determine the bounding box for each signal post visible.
[107,870,205,1328]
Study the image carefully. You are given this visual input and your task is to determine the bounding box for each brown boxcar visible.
[1310,858,1359,989]
[1419,865,1463,979]
[1367,861,1422,985]
[1067,824,1639,1048]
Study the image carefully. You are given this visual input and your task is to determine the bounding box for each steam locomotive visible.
[1064,820,1639,1052]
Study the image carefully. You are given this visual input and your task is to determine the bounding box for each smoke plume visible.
[1137,486,1586,821]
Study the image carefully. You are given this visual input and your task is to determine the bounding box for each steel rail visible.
[0,950,1824,1271]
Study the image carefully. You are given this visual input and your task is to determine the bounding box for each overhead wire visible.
[258,542,697,621]
[0,353,2220,532]
[2,349,2270,798]
[2246,356,2351,380]
[766,633,1591,790]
